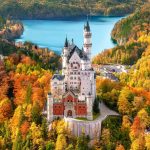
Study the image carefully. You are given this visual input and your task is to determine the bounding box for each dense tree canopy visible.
[0,2,150,150]
[93,4,150,149]
[0,0,148,19]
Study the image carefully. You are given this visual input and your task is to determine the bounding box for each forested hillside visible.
[0,41,62,150]
[0,1,150,150]
[93,4,150,65]
[0,0,148,19]
[93,4,150,149]
[111,3,150,45]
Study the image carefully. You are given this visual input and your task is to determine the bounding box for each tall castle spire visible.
[84,15,90,32]
[62,36,69,74]
[83,16,92,60]
[64,36,68,47]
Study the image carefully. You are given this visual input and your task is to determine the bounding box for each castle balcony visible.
[84,43,92,47]
[84,33,92,37]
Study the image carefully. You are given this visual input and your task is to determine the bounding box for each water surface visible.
[16,17,123,56]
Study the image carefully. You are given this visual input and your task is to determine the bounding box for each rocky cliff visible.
[0,20,24,41]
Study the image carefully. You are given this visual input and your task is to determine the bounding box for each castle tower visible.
[86,94,93,120]
[62,37,69,75]
[47,93,53,122]
[83,19,92,60]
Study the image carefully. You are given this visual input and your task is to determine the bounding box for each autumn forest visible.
[0,1,150,150]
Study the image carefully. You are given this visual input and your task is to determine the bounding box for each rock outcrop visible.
[0,20,24,41]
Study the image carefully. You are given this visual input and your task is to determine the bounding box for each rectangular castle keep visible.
[47,20,96,121]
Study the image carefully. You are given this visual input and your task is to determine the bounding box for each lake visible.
[16,17,123,56]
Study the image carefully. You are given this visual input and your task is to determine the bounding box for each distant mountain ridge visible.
[0,0,148,19]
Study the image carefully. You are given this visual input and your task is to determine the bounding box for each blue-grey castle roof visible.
[67,45,89,61]
[84,20,90,32]
[52,74,65,81]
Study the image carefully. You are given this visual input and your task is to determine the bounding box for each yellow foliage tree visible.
[0,98,12,123]
[115,144,125,150]
[55,134,67,150]
[121,115,131,130]
[137,109,150,128]
[30,122,44,149]
[130,135,145,150]
[145,134,150,150]
[10,106,23,142]
[118,88,132,115]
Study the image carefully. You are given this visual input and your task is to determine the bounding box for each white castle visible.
[47,20,96,122]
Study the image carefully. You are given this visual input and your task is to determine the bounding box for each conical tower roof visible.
[84,16,90,32]
[64,37,68,47]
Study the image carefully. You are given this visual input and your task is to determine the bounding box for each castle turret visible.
[47,93,53,122]
[86,94,93,120]
[62,37,69,74]
[83,20,92,60]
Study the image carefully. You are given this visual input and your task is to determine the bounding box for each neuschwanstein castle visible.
[47,20,96,122]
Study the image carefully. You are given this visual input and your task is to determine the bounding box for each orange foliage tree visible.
[0,98,12,123]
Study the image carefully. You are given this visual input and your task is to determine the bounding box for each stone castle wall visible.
[64,102,120,139]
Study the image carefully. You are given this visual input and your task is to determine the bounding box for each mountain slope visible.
[93,4,150,65]
[0,0,148,19]
[111,3,150,45]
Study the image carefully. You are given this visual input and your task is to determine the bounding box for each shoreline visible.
[13,15,126,21]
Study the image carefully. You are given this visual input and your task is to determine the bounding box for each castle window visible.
[78,72,80,75]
